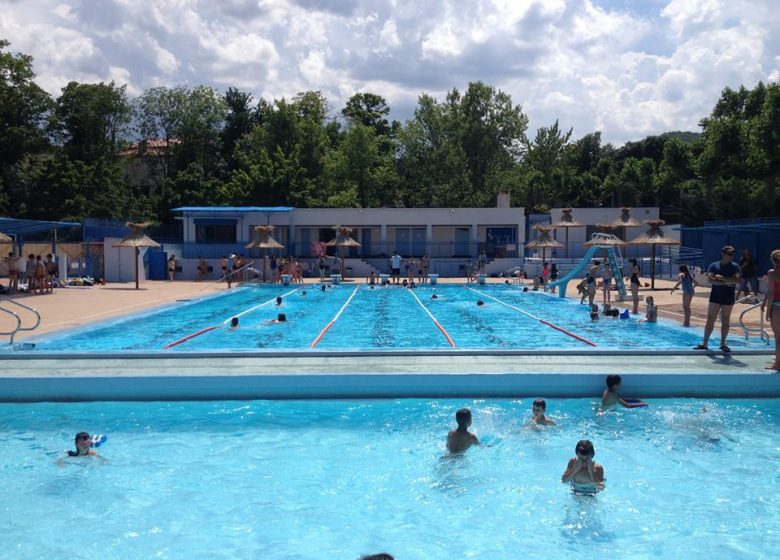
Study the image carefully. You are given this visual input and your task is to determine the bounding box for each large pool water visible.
[1,398,778,559]
[27,284,763,352]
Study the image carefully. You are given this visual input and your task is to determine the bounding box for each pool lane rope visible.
[163,287,302,349]
[310,285,360,348]
[463,286,597,347]
[407,289,456,347]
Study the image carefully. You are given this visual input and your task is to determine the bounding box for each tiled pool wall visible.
[1,350,778,402]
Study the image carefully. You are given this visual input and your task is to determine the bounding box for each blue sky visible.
[1,0,778,145]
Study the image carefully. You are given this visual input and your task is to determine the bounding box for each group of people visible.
[386,251,431,285]
[447,375,647,495]
[2,252,58,294]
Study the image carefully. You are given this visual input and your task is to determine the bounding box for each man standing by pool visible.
[695,245,740,353]
[390,251,402,285]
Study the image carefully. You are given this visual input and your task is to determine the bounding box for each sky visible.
[1,0,778,145]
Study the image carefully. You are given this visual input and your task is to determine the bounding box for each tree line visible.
[1,39,778,225]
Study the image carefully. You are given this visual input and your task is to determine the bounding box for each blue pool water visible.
[1,398,778,559]
[28,284,763,352]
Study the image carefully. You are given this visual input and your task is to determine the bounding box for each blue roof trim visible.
[0,217,81,235]
[173,207,295,213]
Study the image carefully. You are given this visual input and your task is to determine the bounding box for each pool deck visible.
[1,277,776,402]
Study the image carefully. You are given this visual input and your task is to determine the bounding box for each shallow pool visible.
[28,284,762,352]
[1,398,778,559]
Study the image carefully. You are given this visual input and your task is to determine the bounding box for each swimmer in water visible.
[275,296,283,306]
[58,432,106,466]
[268,313,287,324]
[530,398,556,426]
[601,374,648,409]
[229,317,239,329]
[446,408,480,453]
[561,439,604,494]
[477,300,485,307]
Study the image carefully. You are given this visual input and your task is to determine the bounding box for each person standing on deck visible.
[694,245,740,353]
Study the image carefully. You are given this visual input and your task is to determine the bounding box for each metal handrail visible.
[0,299,41,345]
[0,305,23,344]
[737,295,769,343]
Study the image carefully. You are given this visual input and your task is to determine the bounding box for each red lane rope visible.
[407,289,455,347]
[163,325,220,349]
[464,285,597,347]
[310,285,360,348]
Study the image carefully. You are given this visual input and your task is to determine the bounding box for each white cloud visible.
[0,0,777,144]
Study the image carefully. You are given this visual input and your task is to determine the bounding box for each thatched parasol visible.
[326,225,361,277]
[246,225,284,282]
[584,232,627,248]
[525,225,563,264]
[610,207,643,228]
[0,232,12,242]
[550,208,584,258]
[112,222,160,289]
[628,219,680,289]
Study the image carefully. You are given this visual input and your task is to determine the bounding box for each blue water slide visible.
[606,248,627,297]
[547,245,601,298]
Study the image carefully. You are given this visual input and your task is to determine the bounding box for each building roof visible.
[173,207,295,213]
[0,217,81,236]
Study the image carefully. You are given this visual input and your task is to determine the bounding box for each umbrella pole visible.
[135,247,139,290]
[263,250,267,283]
[651,245,656,290]
[565,228,569,259]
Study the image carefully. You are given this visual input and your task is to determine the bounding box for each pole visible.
[135,246,140,289]
[565,228,569,259]
[651,245,656,290]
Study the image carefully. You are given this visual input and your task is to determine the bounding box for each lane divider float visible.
[310,285,360,348]
[463,285,597,347]
[407,289,456,347]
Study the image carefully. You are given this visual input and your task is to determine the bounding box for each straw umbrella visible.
[524,225,563,265]
[610,206,643,229]
[326,225,361,277]
[627,219,680,289]
[550,208,584,258]
[245,225,284,282]
[112,222,160,289]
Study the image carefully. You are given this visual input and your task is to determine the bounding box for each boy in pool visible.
[561,439,604,494]
[642,296,657,323]
[530,399,556,426]
[447,408,480,453]
[601,374,648,409]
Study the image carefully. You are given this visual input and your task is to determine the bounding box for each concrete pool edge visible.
[1,351,778,401]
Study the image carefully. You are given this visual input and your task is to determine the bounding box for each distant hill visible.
[659,131,701,143]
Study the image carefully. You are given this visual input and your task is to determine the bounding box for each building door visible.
[454,227,470,257]
[395,228,410,256]
[411,228,426,257]
[361,228,372,257]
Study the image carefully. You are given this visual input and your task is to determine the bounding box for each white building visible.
[173,206,526,278]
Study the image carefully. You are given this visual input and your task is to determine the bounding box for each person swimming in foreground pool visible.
[229,316,239,329]
[601,374,648,409]
[446,408,480,453]
[561,439,604,494]
[530,398,556,426]
[57,432,106,467]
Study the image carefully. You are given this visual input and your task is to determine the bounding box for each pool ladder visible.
[736,295,770,344]
[0,299,41,345]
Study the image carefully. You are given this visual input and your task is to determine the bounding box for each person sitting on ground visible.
[602,303,620,318]
[531,399,556,426]
[601,374,648,408]
[561,440,605,494]
[642,296,657,323]
[368,271,377,285]
[446,408,480,453]
[590,303,600,321]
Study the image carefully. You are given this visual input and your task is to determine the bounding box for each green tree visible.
[52,81,131,164]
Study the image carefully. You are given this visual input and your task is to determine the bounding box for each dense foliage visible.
[1,40,778,224]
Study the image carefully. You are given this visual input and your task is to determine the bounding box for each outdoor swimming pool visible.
[25,284,766,352]
[2,397,777,559]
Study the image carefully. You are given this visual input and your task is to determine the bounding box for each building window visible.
[195,222,237,243]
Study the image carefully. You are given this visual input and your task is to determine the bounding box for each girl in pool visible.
[763,249,780,370]
[670,265,699,327]
[57,432,106,467]
[561,440,604,494]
